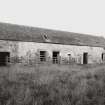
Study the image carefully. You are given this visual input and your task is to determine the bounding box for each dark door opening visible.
[102,53,105,61]
[83,52,88,64]
[52,51,59,64]
[0,52,10,66]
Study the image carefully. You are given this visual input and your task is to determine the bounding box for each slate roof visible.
[0,22,105,47]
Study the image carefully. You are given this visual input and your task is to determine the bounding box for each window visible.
[52,51,60,64]
[40,51,46,62]
[68,54,71,56]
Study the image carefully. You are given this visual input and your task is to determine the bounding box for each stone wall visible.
[18,42,105,64]
[0,40,19,57]
[0,40,104,64]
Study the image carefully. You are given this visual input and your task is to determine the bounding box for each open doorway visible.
[52,51,60,64]
[0,52,10,66]
[83,52,88,64]
[102,53,105,61]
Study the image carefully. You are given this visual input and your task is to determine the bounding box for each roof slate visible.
[0,22,105,47]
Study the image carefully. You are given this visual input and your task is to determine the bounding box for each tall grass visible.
[0,68,105,105]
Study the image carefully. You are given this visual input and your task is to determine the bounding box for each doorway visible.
[83,52,88,64]
[52,51,60,64]
[102,53,105,61]
[0,52,10,66]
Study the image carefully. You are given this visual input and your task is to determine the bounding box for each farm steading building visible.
[0,22,105,66]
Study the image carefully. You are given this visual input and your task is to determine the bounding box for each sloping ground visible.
[0,22,105,47]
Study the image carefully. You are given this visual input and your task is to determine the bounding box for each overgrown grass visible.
[0,65,105,105]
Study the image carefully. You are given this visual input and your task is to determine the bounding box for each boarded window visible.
[40,51,46,62]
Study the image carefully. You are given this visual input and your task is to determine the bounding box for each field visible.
[0,63,105,105]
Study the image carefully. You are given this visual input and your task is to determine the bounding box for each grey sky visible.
[0,0,105,37]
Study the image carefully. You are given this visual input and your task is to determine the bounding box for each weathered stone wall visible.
[0,40,19,57]
[18,42,105,64]
[0,40,104,64]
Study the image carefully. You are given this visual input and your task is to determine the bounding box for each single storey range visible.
[0,22,105,65]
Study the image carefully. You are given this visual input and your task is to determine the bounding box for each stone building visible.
[0,22,105,65]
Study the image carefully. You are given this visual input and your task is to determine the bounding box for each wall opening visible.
[40,51,46,62]
[52,51,60,64]
[0,52,10,66]
[83,52,88,64]
[68,54,71,63]
[102,53,105,61]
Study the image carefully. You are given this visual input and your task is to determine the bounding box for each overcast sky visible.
[0,0,105,37]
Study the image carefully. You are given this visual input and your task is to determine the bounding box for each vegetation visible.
[0,64,105,105]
